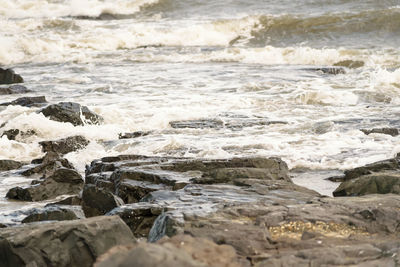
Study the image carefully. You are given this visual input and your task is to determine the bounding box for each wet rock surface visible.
[82,184,124,217]
[361,127,399,137]
[0,160,23,171]
[0,68,24,84]
[1,129,36,141]
[7,167,84,201]
[0,85,31,95]
[0,96,47,107]
[40,101,103,126]
[0,216,135,267]
[119,131,152,139]
[84,154,400,266]
[40,135,90,155]
[21,205,85,223]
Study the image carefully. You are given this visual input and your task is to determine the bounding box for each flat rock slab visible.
[0,85,31,95]
[0,216,135,267]
[0,96,47,107]
[361,127,399,137]
[0,160,23,171]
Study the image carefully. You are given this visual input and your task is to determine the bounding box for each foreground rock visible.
[39,135,90,155]
[7,167,83,201]
[0,68,23,84]
[83,154,400,266]
[0,96,47,107]
[95,235,242,267]
[22,151,74,178]
[82,184,124,217]
[0,216,135,267]
[40,102,103,126]
[0,85,30,95]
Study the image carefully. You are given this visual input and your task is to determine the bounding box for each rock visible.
[82,184,124,217]
[46,195,82,206]
[0,85,30,95]
[361,127,399,137]
[21,151,74,178]
[119,131,152,139]
[94,235,241,267]
[0,160,23,171]
[21,206,85,223]
[7,167,84,201]
[306,67,346,75]
[0,96,47,107]
[0,68,23,84]
[107,203,162,237]
[0,216,136,267]
[1,129,36,141]
[333,172,400,197]
[40,102,103,126]
[39,135,90,155]
[170,119,224,129]
[334,60,365,69]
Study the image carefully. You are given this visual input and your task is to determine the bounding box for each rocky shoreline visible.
[1,70,400,266]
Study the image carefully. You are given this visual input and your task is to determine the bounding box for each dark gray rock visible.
[333,172,400,197]
[21,151,74,178]
[0,85,30,95]
[361,128,399,137]
[40,135,90,155]
[46,195,82,206]
[0,68,23,84]
[40,102,103,126]
[0,160,23,171]
[170,119,224,129]
[7,168,83,201]
[82,184,124,217]
[1,129,36,141]
[0,96,47,107]
[305,67,346,75]
[21,206,84,223]
[119,131,152,139]
[0,216,136,267]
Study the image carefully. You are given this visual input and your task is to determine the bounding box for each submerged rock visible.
[1,129,36,141]
[94,235,241,267]
[306,67,346,75]
[0,68,23,84]
[361,127,399,137]
[0,85,30,95]
[0,159,23,171]
[119,131,152,139]
[0,216,135,267]
[40,102,103,126]
[170,119,224,129]
[7,168,83,201]
[39,135,90,155]
[0,96,47,107]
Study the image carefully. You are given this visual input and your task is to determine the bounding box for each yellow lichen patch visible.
[269,221,369,240]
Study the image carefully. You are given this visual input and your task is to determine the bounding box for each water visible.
[1,0,400,210]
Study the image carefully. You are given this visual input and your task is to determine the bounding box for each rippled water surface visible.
[1,0,400,205]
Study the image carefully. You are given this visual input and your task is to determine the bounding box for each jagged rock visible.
[306,67,346,75]
[94,235,242,267]
[333,172,400,197]
[0,85,30,95]
[39,135,90,155]
[0,160,23,171]
[82,184,124,217]
[40,102,103,126]
[334,60,365,69]
[0,216,136,267]
[22,152,74,178]
[361,127,399,137]
[0,68,23,84]
[21,206,84,223]
[119,131,152,139]
[0,96,47,107]
[7,167,83,201]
